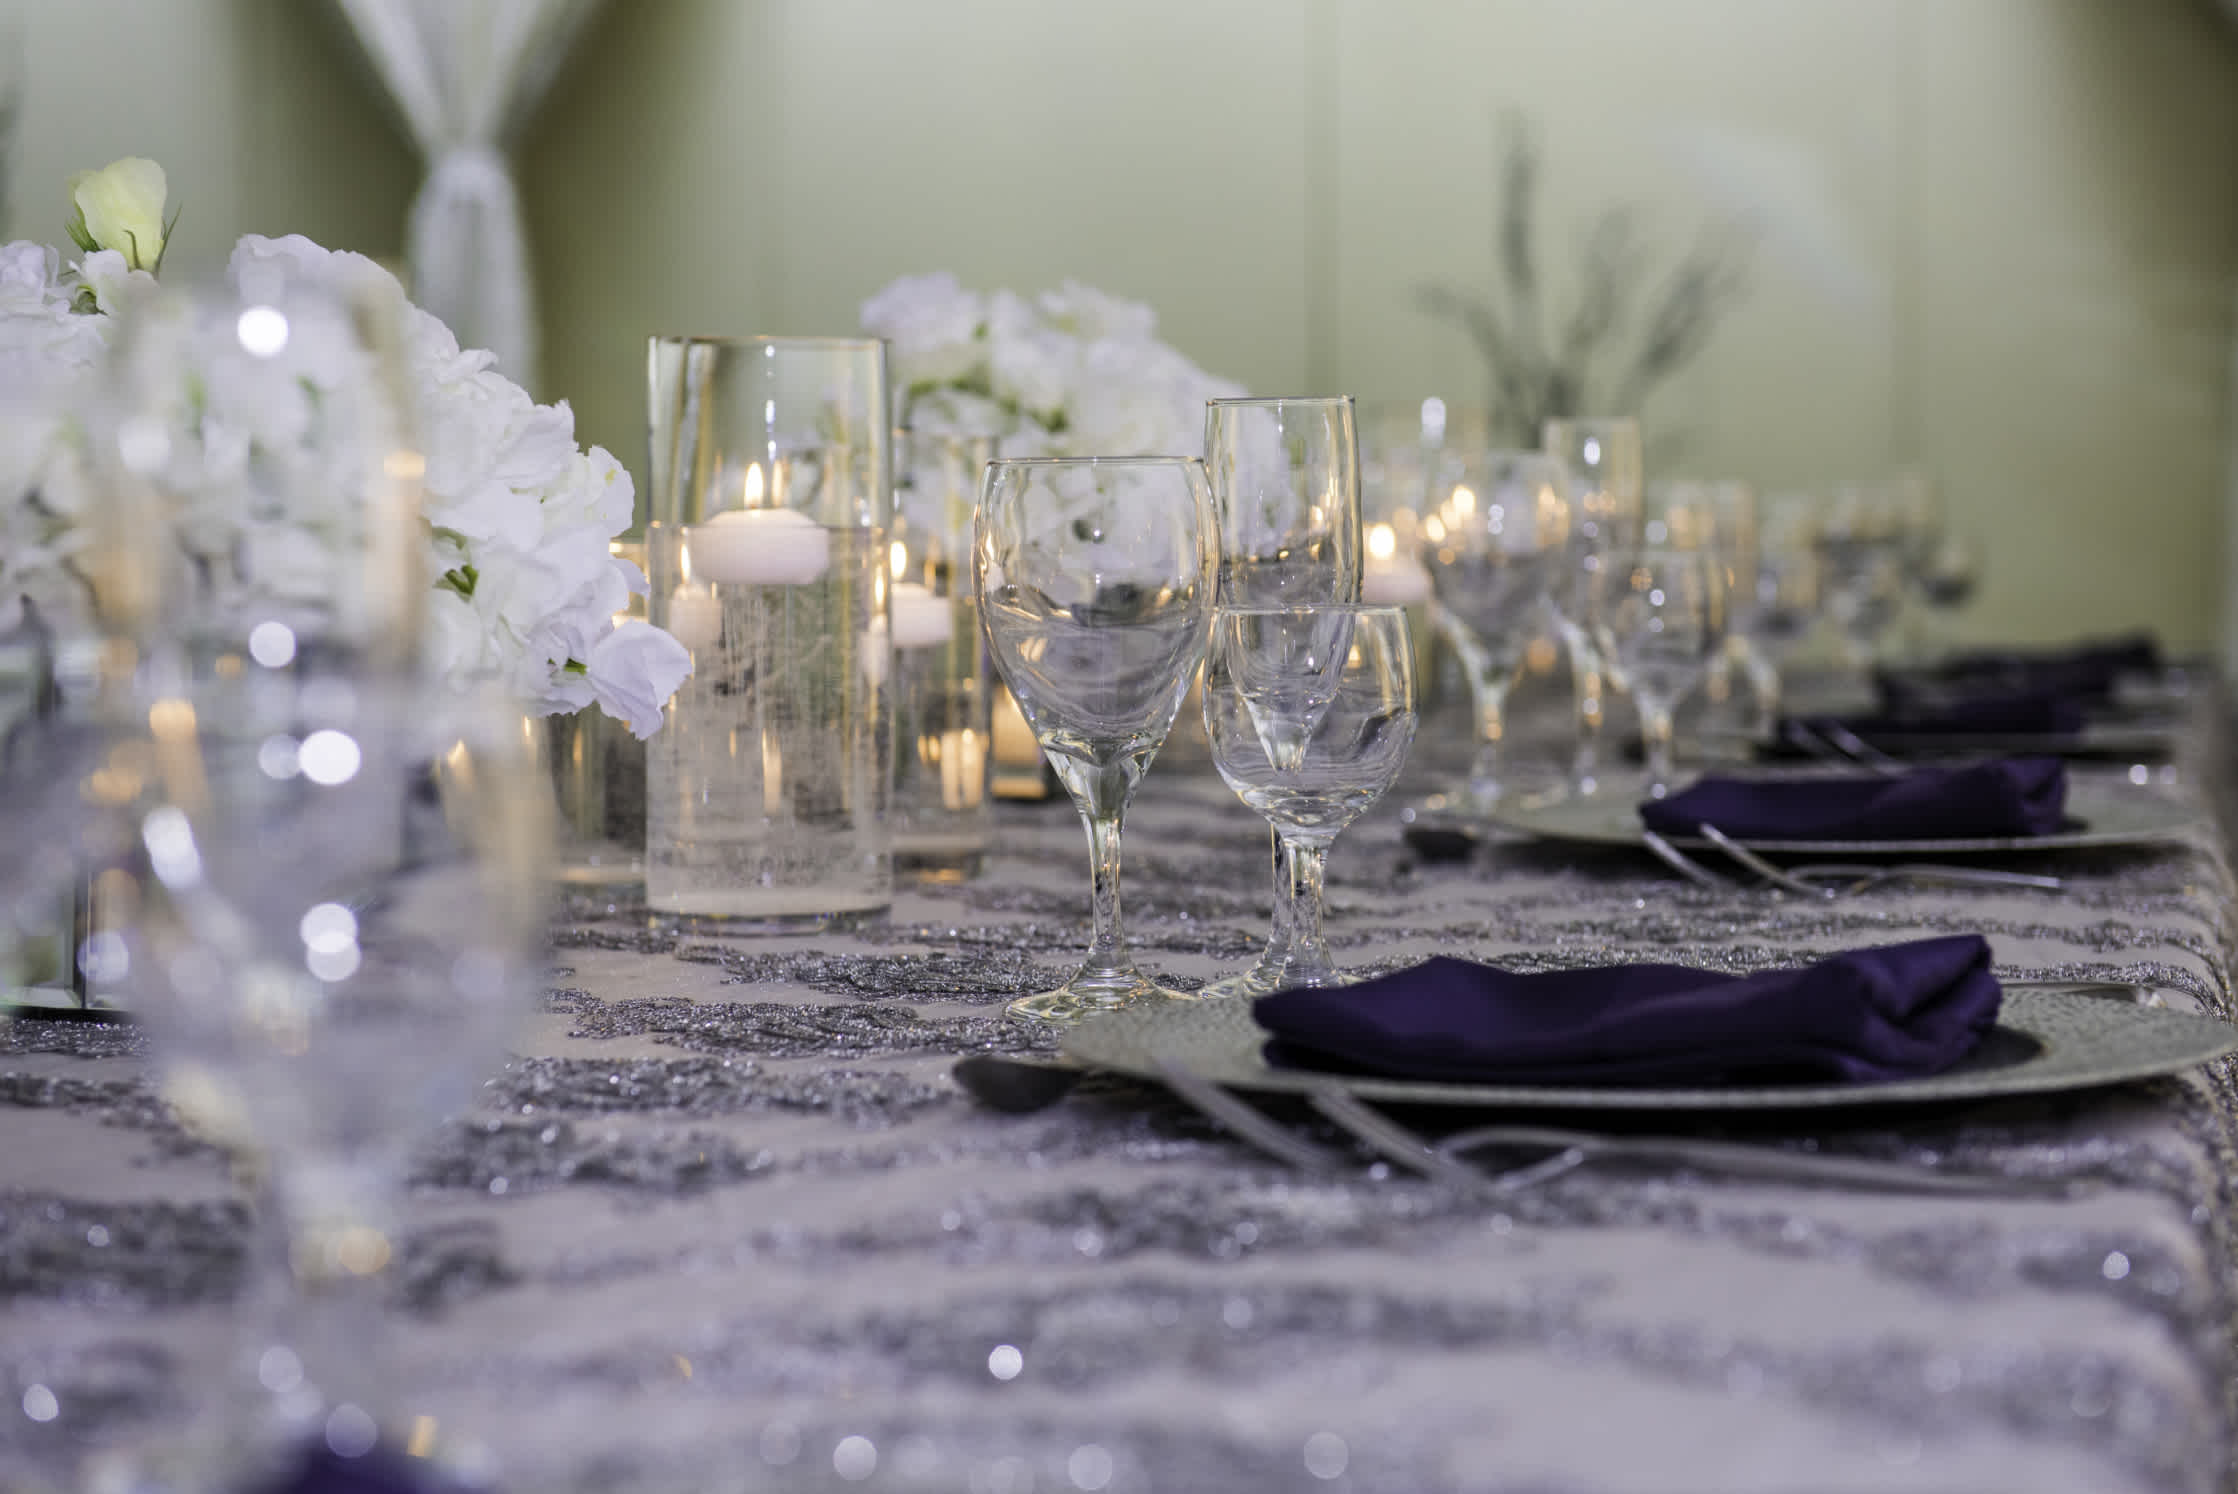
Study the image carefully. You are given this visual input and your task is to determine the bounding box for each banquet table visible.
[6,692,2238,1494]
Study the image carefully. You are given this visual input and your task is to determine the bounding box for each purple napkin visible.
[1899,634,2159,702]
[1640,758,2068,842]
[1255,935,2002,1086]
[1834,685,2084,739]
[245,1446,450,1494]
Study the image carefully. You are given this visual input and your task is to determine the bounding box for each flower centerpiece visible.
[0,158,689,737]
[861,272,1243,461]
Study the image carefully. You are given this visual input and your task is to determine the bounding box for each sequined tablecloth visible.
[5,705,2238,1494]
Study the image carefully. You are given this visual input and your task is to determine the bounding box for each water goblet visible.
[1420,449,1569,808]
[1543,416,1643,794]
[1205,397,1363,989]
[74,271,556,1490]
[976,457,1218,1020]
[1816,482,1910,674]
[1600,547,1727,797]
[1203,604,1416,994]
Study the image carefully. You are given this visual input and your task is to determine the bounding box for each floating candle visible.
[685,507,830,586]
[665,584,722,650]
[938,726,987,810]
[889,581,954,649]
[1362,552,1432,605]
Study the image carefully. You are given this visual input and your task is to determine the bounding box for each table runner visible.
[4,702,2237,1494]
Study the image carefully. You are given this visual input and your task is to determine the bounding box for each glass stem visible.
[1078,793,1133,983]
[1468,673,1510,802]
[1641,701,1677,796]
[1273,833,1336,987]
[1569,633,1604,793]
[1262,826,1291,957]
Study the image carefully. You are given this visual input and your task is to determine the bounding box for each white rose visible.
[68,158,169,271]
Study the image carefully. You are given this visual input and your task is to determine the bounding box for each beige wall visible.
[7,0,413,280]
[524,0,2238,647]
[9,1,2236,647]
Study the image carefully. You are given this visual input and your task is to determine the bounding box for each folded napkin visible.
[1640,757,2068,842]
[1256,935,2002,1086]
[1772,686,2085,753]
[1896,634,2159,702]
[247,1445,446,1494]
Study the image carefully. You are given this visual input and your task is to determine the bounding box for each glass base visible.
[1007,969,1197,1023]
[1198,955,1361,1000]
[657,899,890,938]
[896,832,989,883]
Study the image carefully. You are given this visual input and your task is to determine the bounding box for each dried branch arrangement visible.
[1417,112,1753,446]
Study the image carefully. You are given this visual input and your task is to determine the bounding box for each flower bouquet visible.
[0,158,689,737]
[862,272,1242,467]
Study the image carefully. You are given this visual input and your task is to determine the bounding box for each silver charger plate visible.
[1060,985,2237,1113]
[1702,721,2178,761]
[1485,778,2202,855]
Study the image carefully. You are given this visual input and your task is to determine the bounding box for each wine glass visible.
[78,272,556,1487]
[976,457,1217,1020]
[1543,416,1643,794]
[1919,531,1984,615]
[1420,449,1569,808]
[1203,604,1416,993]
[1650,477,1772,734]
[1204,397,1362,995]
[1600,547,1727,797]
[1816,482,1909,674]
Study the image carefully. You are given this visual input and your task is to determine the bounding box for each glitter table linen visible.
[4,708,2237,1494]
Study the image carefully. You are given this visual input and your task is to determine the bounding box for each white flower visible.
[586,620,693,739]
[67,158,168,271]
[1037,281,1156,343]
[68,249,157,317]
[864,273,1243,462]
[861,271,985,388]
[0,222,692,739]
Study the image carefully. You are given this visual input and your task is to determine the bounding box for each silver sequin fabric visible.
[4,703,2237,1494]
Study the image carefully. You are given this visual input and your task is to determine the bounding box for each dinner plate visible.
[1483,778,2201,856]
[1732,722,2180,763]
[1061,984,2237,1112]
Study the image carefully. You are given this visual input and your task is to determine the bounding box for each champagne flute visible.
[1601,546,1728,797]
[1543,416,1643,795]
[976,458,1217,1020]
[1204,397,1362,996]
[1203,604,1416,993]
[1420,449,1569,808]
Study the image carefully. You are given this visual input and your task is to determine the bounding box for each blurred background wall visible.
[8,0,2237,648]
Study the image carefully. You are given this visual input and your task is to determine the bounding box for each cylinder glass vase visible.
[643,336,893,931]
[890,430,996,878]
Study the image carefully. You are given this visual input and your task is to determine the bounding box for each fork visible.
[1156,1060,2083,1197]
[1783,720,1909,776]
[1668,823,2062,898]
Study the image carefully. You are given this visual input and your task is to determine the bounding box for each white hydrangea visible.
[0,231,690,738]
[861,274,1241,458]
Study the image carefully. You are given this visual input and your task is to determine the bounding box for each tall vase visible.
[643,337,894,931]
[889,430,997,877]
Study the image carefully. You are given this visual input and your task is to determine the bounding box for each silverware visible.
[1784,720,1908,775]
[963,1052,2097,1198]
[1663,825,2066,898]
